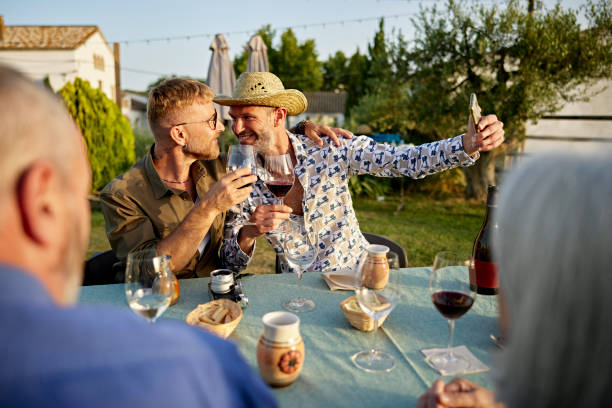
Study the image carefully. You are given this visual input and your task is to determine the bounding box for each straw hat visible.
[213,72,307,116]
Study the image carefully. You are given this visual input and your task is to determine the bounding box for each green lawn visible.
[87,195,485,272]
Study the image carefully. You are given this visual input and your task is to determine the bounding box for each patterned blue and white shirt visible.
[220,131,478,274]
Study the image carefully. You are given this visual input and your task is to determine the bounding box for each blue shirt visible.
[0,265,277,408]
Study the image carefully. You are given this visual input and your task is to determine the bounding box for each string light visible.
[106,12,416,46]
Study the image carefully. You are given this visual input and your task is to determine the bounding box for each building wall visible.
[73,32,116,101]
[524,79,612,153]
[0,32,116,101]
[0,48,77,90]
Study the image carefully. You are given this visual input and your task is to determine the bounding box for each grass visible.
[87,194,485,272]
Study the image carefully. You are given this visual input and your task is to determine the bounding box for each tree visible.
[275,29,323,90]
[321,51,348,91]
[353,0,612,199]
[59,78,135,192]
[345,49,370,112]
[366,19,393,93]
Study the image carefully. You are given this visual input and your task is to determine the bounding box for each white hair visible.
[494,151,612,407]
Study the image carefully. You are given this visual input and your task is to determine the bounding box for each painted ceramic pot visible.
[361,244,390,290]
[256,311,305,387]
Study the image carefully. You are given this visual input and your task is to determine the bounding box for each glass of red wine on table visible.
[226,144,257,226]
[428,251,476,374]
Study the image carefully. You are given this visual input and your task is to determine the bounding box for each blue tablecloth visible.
[79,268,500,407]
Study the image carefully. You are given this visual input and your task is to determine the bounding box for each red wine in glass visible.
[263,154,294,204]
[265,180,293,198]
[432,291,474,320]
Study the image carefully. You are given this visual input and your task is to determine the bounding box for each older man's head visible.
[0,65,91,305]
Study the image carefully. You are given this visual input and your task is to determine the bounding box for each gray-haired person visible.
[418,152,612,408]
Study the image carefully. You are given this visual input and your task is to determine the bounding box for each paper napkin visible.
[421,345,489,376]
[321,271,358,291]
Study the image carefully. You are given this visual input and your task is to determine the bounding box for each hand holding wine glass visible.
[226,144,257,225]
[428,251,476,374]
[125,249,175,323]
[282,218,318,313]
[351,262,401,373]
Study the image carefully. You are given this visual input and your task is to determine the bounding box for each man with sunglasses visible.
[101,78,350,279]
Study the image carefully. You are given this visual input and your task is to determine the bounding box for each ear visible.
[16,161,64,247]
[169,125,187,148]
[273,108,287,127]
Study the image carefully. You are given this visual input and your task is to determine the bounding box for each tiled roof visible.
[0,25,99,50]
[303,91,347,114]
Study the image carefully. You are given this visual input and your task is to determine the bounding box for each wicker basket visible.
[340,295,388,332]
[186,299,242,339]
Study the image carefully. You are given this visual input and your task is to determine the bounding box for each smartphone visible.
[470,93,482,130]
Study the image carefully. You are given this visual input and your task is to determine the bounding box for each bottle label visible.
[473,259,498,289]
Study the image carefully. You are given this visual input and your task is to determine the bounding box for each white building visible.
[121,91,149,132]
[0,15,117,101]
[524,79,612,153]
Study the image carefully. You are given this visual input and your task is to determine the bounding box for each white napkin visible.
[321,271,358,291]
[421,345,489,376]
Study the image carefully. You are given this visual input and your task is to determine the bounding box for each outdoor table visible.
[79,267,500,407]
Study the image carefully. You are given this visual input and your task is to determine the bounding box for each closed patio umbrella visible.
[207,34,235,120]
[246,34,269,73]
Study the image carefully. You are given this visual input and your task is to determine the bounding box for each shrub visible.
[59,78,135,192]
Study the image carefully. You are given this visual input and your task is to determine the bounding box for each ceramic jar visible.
[361,244,390,290]
[256,311,305,387]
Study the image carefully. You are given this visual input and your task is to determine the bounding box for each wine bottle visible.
[471,185,499,295]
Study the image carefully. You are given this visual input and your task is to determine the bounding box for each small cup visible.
[210,269,234,294]
[256,311,305,387]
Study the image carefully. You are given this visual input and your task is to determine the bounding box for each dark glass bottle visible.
[471,185,499,295]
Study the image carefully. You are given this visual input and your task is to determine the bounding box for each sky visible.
[1,0,587,91]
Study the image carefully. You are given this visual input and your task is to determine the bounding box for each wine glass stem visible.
[446,319,456,357]
[369,318,380,357]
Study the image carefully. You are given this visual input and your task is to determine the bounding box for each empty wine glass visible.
[262,153,294,205]
[125,249,175,323]
[427,251,477,373]
[351,265,401,373]
[282,218,318,313]
[226,144,256,225]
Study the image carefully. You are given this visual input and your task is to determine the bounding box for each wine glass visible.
[262,154,294,205]
[226,144,257,225]
[282,218,318,313]
[351,265,401,373]
[124,249,175,323]
[427,251,476,373]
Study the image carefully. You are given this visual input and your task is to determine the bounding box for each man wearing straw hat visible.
[100,77,351,279]
[215,72,505,274]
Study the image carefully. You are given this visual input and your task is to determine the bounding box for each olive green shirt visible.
[100,148,226,278]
